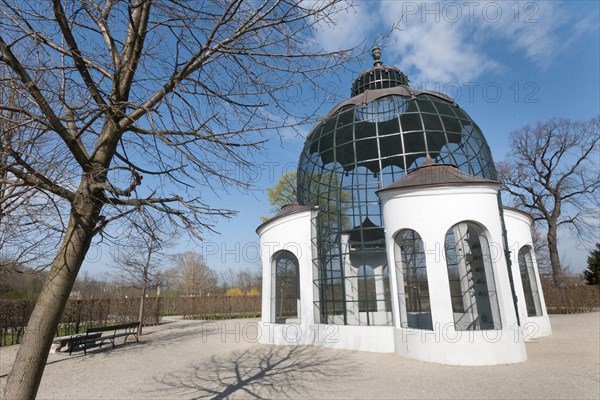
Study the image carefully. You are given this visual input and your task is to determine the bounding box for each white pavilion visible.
[256,48,551,365]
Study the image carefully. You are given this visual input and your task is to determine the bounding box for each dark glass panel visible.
[422,113,443,131]
[336,142,355,168]
[405,99,419,113]
[379,134,403,157]
[381,156,405,171]
[354,121,377,141]
[378,118,401,136]
[403,132,426,153]
[434,101,457,117]
[355,138,379,163]
[416,99,437,113]
[425,131,447,154]
[319,129,334,152]
[441,115,462,134]
[400,113,423,132]
[335,124,354,146]
[336,106,355,128]
[453,107,469,120]
[446,132,462,144]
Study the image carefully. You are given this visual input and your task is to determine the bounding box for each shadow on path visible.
[135,320,221,349]
[150,345,355,399]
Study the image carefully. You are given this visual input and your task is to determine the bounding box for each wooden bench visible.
[51,332,102,354]
[69,322,140,355]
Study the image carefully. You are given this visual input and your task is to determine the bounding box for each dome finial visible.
[371,46,382,66]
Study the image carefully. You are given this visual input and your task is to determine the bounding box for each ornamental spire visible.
[371,46,382,66]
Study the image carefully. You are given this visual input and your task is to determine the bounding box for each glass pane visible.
[444,222,502,331]
[518,246,542,317]
[395,229,433,330]
[274,251,299,323]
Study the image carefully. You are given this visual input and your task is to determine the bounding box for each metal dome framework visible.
[297,56,498,326]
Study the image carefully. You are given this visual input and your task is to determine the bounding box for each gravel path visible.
[1,312,599,399]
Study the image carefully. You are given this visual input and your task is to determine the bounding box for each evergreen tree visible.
[584,243,600,285]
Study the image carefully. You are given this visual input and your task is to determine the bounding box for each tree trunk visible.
[3,189,101,399]
[547,222,563,287]
[138,285,147,336]
[138,257,150,336]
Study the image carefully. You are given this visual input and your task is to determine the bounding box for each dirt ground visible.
[1,312,599,399]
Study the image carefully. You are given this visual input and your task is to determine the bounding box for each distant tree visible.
[225,287,245,297]
[260,171,297,222]
[268,171,298,211]
[497,116,600,287]
[531,225,551,276]
[153,267,180,295]
[172,252,218,297]
[221,267,262,294]
[71,271,108,299]
[0,263,47,299]
[584,243,600,285]
[262,170,351,228]
[111,215,168,334]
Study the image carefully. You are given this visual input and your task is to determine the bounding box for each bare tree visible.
[531,224,551,276]
[221,267,261,293]
[111,214,168,334]
[0,1,363,397]
[497,116,600,287]
[0,69,66,270]
[154,266,180,294]
[172,251,218,296]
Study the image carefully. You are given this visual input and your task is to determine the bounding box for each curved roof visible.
[502,206,534,222]
[255,201,315,233]
[377,158,499,194]
[321,85,455,122]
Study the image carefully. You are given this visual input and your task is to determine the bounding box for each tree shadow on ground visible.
[135,320,222,349]
[149,345,356,399]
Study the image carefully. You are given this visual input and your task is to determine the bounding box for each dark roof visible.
[255,201,315,233]
[343,217,385,243]
[322,85,455,121]
[377,160,499,194]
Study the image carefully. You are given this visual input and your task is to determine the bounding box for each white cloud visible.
[311,5,371,52]
[477,2,566,68]
[388,15,498,83]
[363,1,597,84]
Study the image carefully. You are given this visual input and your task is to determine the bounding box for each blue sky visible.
[82,0,599,278]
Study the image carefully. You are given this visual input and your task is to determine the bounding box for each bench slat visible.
[69,322,140,355]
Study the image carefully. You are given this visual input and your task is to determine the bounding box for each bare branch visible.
[497,116,600,286]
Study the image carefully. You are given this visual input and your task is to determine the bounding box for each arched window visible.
[272,251,300,323]
[394,229,433,330]
[518,246,542,317]
[445,222,501,330]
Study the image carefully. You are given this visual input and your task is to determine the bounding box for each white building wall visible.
[256,191,546,362]
[379,185,527,365]
[257,209,397,353]
[258,210,316,346]
[503,208,552,339]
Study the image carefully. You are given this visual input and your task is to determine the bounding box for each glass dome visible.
[351,46,409,97]
[297,50,496,326]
